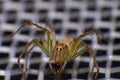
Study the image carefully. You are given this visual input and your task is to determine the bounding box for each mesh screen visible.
[0,0,120,80]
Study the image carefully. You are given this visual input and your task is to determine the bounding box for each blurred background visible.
[0,0,120,80]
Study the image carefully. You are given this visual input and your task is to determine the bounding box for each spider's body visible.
[11,21,105,80]
[53,38,74,64]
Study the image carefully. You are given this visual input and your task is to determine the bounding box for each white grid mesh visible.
[0,0,120,80]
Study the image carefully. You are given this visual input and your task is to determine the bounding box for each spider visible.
[11,21,105,80]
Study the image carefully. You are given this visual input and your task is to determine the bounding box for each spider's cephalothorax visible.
[53,38,74,65]
[11,21,105,80]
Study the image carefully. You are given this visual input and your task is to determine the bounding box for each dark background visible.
[0,0,120,80]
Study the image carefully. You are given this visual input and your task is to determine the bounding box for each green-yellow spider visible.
[11,21,104,80]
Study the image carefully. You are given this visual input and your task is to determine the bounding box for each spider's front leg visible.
[10,21,49,37]
[78,29,106,43]
[10,21,55,57]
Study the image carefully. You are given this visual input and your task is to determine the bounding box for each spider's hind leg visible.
[18,39,37,80]
[81,42,99,80]
[18,39,48,80]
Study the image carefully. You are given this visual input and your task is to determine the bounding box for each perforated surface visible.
[0,0,120,80]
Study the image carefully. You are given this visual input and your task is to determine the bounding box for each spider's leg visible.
[69,37,83,57]
[49,59,55,74]
[18,39,49,80]
[81,42,99,80]
[45,22,56,39]
[70,46,88,60]
[78,29,106,43]
[30,22,56,57]
[49,59,66,80]
[44,23,56,57]
[18,40,36,80]
[10,21,55,58]
[10,21,49,37]
[60,62,67,73]
[70,29,105,57]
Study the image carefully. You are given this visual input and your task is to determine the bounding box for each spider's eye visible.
[56,47,63,51]
[60,48,62,50]
[56,48,58,50]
